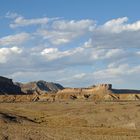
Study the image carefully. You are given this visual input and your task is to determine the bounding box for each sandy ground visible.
[0,100,140,140]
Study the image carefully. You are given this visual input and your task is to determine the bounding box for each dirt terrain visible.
[0,76,140,139]
[0,100,140,140]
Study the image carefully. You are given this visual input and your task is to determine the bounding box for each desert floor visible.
[0,100,140,140]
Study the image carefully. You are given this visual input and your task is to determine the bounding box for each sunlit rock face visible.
[95,84,112,90]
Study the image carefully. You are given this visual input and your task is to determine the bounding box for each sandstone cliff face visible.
[55,84,140,101]
[55,84,113,101]
[95,84,112,90]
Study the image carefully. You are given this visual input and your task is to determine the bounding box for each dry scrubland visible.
[0,100,140,140]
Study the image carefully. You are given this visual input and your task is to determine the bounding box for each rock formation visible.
[96,84,112,90]
[16,80,64,94]
[55,84,140,101]
[0,76,23,95]
[0,76,140,102]
[55,84,113,101]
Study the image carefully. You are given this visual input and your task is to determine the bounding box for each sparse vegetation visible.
[0,101,140,140]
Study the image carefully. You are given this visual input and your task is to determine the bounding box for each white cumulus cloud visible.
[0,32,30,46]
[41,48,71,61]
[100,17,140,33]
[38,19,95,45]
[1,15,140,88]
[0,46,22,63]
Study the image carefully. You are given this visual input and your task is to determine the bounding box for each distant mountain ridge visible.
[0,76,64,95]
[16,80,64,94]
[0,76,140,102]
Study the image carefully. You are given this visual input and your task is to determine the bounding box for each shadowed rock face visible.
[16,80,64,94]
[37,80,64,92]
[0,76,23,95]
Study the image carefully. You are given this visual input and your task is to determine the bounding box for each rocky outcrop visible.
[55,84,113,101]
[96,84,112,90]
[0,76,64,97]
[0,76,23,95]
[16,80,64,95]
[0,76,140,102]
[55,84,140,101]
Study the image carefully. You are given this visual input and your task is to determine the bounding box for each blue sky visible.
[0,0,140,89]
[1,0,140,21]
